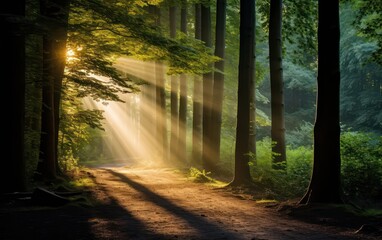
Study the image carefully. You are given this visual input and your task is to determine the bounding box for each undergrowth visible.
[187,167,228,187]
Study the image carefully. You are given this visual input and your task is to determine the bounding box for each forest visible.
[1,0,382,239]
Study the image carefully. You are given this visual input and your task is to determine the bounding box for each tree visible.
[210,0,227,171]
[192,3,203,166]
[1,0,27,192]
[36,0,70,180]
[169,5,179,163]
[201,0,214,172]
[230,0,256,186]
[178,0,188,163]
[269,0,286,169]
[299,0,342,204]
[154,6,168,162]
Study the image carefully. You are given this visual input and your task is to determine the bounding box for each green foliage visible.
[70,0,218,76]
[284,146,313,196]
[340,131,382,200]
[188,167,215,183]
[247,131,382,202]
[283,60,316,91]
[285,121,314,148]
[283,0,318,61]
[58,80,106,173]
[249,138,312,200]
[75,127,108,166]
[340,4,382,134]
[219,132,235,173]
[258,0,318,64]
[350,0,382,65]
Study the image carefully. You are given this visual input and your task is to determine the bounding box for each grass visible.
[187,167,229,187]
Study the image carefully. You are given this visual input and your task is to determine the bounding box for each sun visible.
[66,47,83,63]
[67,49,75,57]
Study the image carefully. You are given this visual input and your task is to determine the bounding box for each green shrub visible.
[285,146,313,197]
[188,167,215,183]
[248,132,381,201]
[340,131,382,200]
[249,138,313,200]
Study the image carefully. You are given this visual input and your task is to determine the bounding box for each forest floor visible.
[1,165,381,240]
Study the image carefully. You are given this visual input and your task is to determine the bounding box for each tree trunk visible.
[201,1,214,172]
[37,0,70,180]
[191,3,203,166]
[37,34,57,179]
[248,2,257,161]
[269,0,286,169]
[230,0,256,186]
[169,6,179,163]
[210,0,227,172]
[154,7,168,163]
[1,0,27,192]
[178,1,188,163]
[52,0,70,175]
[299,0,342,204]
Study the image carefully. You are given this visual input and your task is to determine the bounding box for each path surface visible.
[1,166,380,240]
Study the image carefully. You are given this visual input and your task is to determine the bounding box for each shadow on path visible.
[0,171,170,240]
[103,168,242,239]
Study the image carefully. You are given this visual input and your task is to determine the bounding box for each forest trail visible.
[1,165,380,240]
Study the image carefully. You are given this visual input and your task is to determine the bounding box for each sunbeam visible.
[80,56,199,168]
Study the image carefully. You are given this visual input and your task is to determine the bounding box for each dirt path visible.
[1,166,380,240]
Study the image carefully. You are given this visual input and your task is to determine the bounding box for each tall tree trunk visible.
[178,1,188,163]
[37,34,57,179]
[201,0,214,172]
[37,0,70,180]
[210,0,227,172]
[230,0,255,186]
[248,1,257,161]
[269,0,286,169]
[154,6,168,163]
[192,3,203,166]
[25,0,43,180]
[169,6,179,163]
[52,0,70,175]
[1,0,27,192]
[299,0,342,204]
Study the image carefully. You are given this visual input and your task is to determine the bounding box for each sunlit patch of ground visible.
[83,166,381,240]
[1,166,380,240]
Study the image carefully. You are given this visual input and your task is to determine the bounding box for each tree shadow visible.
[103,168,242,239]
[0,173,168,240]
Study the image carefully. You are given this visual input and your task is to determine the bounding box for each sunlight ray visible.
[82,88,171,167]
[114,57,166,86]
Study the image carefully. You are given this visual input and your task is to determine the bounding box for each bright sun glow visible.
[67,49,75,57]
[82,57,193,168]
[80,58,197,166]
[66,47,83,63]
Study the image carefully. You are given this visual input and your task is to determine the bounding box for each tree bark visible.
[269,0,286,169]
[191,3,203,166]
[178,1,188,163]
[169,6,179,163]
[248,1,257,164]
[154,7,168,163]
[299,0,342,204]
[37,0,70,180]
[210,0,227,172]
[230,0,255,186]
[201,1,214,172]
